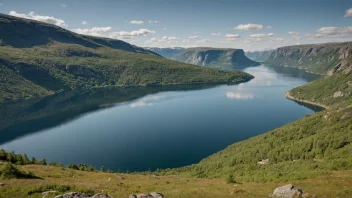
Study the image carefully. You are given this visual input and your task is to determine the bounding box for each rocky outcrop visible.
[245,49,275,62]
[265,42,352,75]
[129,192,165,198]
[55,192,112,198]
[175,48,260,68]
[272,184,305,198]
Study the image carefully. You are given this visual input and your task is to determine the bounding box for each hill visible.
[175,47,260,68]
[264,41,352,75]
[0,14,253,102]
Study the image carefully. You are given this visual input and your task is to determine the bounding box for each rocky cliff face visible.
[175,48,260,68]
[245,49,275,62]
[265,42,352,75]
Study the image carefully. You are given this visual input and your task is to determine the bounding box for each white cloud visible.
[266,26,272,29]
[307,26,352,39]
[9,11,67,27]
[225,34,240,41]
[189,36,199,39]
[73,27,112,36]
[344,8,352,17]
[249,33,274,38]
[196,39,210,43]
[72,27,155,40]
[148,20,159,24]
[130,20,144,25]
[60,4,67,8]
[211,32,221,36]
[234,23,264,30]
[163,27,167,30]
[82,21,87,25]
[197,40,207,44]
[288,31,301,40]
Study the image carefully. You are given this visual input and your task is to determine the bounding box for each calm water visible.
[0,65,321,171]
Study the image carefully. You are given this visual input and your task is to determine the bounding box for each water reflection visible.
[0,84,216,144]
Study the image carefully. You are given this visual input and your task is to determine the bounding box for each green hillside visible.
[0,14,253,102]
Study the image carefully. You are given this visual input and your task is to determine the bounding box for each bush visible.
[0,162,37,179]
[226,173,236,184]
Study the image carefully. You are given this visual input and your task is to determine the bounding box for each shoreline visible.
[285,91,329,110]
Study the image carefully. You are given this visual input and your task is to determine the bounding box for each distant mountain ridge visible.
[144,47,185,59]
[146,47,260,68]
[245,49,275,62]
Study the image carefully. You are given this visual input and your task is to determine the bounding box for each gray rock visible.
[55,192,90,198]
[55,192,112,198]
[272,184,304,198]
[91,194,112,198]
[129,192,165,198]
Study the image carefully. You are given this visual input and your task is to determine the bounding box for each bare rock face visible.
[129,192,165,198]
[266,41,352,75]
[272,184,304,198]
[55,192,112,198]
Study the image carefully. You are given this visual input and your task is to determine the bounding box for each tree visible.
[100,166,106,172]
[32,157,38,164]
[39,158,47,165]
[23,154,30,164]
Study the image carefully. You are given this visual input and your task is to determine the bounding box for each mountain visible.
[245,49,275,62]
[264,41,352,75]
[0,14,253,102]
[175,47,260,68]
[144,47,185,59]
[163,42,352,183]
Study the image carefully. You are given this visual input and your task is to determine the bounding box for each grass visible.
[0,164,351,198]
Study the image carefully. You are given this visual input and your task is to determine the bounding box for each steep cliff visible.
[265,42,352,75]
[175,48,260,68]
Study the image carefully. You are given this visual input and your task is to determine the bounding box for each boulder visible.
[129,192,165,198]
[91,194,112,198]
[0,183,4,186]
[272,184,304,198]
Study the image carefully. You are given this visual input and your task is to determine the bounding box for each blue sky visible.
[0,0,352,51]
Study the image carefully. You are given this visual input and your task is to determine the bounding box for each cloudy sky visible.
[1,0,352,51]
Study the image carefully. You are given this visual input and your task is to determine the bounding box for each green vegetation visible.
[0,14,253,102]
[0,162,37,179]
[290,71,352,107]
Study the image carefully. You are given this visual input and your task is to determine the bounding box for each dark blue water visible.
[0,65,320,171]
